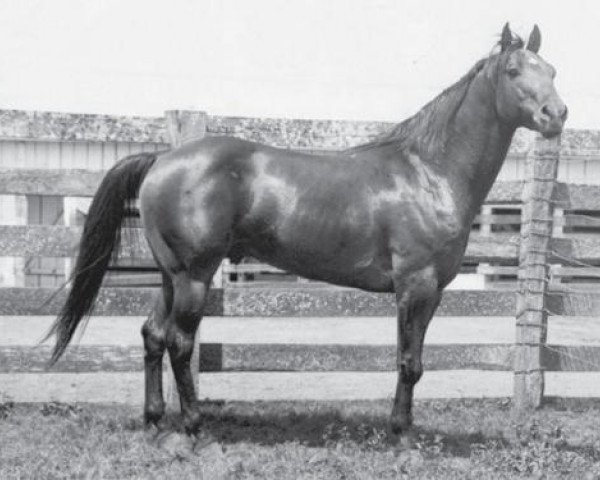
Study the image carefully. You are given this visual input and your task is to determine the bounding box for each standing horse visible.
[47,24,566,441]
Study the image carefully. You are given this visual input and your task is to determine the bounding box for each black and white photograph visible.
[1,0,600,478]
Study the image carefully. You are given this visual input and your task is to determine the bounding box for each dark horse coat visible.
[48,24,566,438]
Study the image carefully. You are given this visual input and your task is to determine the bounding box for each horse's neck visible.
[442,71,516,217]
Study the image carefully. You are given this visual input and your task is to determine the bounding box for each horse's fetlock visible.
[144,400,165,426]
[183,409,202,434]
[391,412,413,436]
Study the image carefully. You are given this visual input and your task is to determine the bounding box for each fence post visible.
[514,133,561,412]
[164,110,207,410]
[165,110,207,147]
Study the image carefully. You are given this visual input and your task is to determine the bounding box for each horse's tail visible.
[46,152,158,365]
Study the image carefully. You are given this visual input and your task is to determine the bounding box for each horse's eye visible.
[507,67,520,78]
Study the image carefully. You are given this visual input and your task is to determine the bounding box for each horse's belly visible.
[234,164,392,290]
[252,247,394,291]
[236,219,393,291]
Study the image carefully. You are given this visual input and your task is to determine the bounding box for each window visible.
[24,195,65,287]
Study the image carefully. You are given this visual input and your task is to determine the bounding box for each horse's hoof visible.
[193,436,222,456]
[182,409,202,436]
[397,431,418,449]
[397,448,425,468]
[144,423,159,440]
[391,428,417,450]
[154,431,195,460]
[144,416,167,435]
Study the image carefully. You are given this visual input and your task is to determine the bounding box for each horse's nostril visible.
[541,105,551,118]
[541,104,568,122]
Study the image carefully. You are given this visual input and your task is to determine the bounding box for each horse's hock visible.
[0,108,599,407]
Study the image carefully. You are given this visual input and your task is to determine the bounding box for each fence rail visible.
[1,107,599,153]
[3,343,600,374]
[2,174,600,265]
[2,172,600,207]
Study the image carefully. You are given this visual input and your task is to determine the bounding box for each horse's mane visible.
[347,36,523,158]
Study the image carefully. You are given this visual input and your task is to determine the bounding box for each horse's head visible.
[493,23,567,138]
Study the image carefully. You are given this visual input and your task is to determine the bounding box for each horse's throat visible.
[445,83,516,212]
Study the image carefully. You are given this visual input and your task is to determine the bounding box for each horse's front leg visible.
[391,271,441,439]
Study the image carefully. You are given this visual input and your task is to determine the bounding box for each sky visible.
[0,0,598,128]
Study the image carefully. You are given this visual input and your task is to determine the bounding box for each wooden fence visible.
[0,109,600,408]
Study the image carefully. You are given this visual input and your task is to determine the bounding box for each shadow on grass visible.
[24,397,600,459]
[542,396,600,412]
[146,399,509,456]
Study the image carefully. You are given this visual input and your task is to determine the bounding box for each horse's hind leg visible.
[166,267,218,434]
[141,273,173,427]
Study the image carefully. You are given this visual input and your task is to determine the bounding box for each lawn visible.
[1,398,600,479]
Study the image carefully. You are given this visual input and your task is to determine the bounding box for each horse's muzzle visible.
[535,103,568,138]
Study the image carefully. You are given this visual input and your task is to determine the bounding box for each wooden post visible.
[165,110,207,147]
[514,133,561,412]
[480,204,493,236]
[552,207,564,238]
[478,204,493,287]
[164,110,207,409]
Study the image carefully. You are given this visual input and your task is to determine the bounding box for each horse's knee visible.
[165,327,195,365]
[142,321,165,361]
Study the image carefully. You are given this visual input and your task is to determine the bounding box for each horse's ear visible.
[526,24,541,53]
[500,22,513,52]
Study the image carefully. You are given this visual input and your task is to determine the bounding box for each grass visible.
[1,398,600,479]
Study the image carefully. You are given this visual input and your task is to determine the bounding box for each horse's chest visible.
[390,189,462,243]
[381,160,462,239]
[386,188,468,282]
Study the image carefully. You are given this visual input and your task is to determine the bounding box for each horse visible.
[46,23,566,443]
